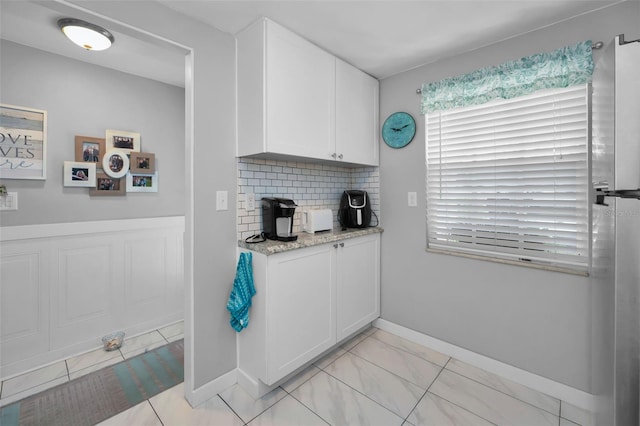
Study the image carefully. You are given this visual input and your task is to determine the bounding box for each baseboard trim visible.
[237,368,279,400]
[373,318,596,411]
[186,368,237,407]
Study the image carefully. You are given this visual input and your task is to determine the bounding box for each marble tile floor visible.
[0,320,184,408]
[1,323,594,426]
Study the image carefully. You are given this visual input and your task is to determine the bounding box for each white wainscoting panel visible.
[0,216,184,379]
[0,243,49,369]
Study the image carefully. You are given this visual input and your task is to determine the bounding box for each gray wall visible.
[0,40,185,226]
[379,0,640,393]
[67,0,238,394]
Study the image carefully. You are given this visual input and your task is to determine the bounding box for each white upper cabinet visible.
[335,59,379,166]
[236,18,379,166]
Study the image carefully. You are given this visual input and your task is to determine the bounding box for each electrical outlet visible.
[0,192,18,211]
[216,190,228,211]
[408,191,417,207]
[246,193,255,211]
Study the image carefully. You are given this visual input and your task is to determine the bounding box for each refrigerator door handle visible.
[595,187,640,205]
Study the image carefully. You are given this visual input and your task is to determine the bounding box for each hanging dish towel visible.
[226,252,256,332]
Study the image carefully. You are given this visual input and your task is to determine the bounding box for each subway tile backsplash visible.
[237,158,380,241]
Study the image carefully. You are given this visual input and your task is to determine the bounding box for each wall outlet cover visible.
[408,191,417,207]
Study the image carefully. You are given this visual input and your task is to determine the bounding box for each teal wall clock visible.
[382,112,416,149]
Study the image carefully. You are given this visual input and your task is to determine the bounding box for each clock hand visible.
[400,124,409,129]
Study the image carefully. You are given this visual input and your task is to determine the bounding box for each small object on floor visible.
[0,339,184,426]
[102,331,125,351]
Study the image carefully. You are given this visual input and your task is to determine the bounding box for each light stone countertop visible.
[238,226,383,255]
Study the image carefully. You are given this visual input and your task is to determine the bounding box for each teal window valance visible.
[420,40,594,114]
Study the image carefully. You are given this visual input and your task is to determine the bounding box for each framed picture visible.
[129,152,155,174]
[63,161,96,187]
[102,149,130,178]
[126,172,158,193]
[105,129,140,153]
[75,136,106,164]
[0,104,47,180]
[90,172,125,196]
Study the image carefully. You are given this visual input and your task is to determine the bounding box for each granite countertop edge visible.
[238,227,383,255]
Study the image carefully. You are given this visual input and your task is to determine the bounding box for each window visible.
[426,85,589,270]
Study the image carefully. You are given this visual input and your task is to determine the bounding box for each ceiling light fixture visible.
[57,18,114,51]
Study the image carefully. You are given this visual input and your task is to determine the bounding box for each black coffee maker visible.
[261,197,298,241]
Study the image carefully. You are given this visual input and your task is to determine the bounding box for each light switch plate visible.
[216,190,228,211]
[0,192,18,211]
[408,191,417,207]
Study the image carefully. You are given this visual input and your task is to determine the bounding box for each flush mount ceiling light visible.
[57,18,114,51]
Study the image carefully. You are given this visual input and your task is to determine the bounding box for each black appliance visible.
[261,197,298,241]
[339,190,371,228]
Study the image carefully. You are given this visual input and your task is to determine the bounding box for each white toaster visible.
[302,209,333,233]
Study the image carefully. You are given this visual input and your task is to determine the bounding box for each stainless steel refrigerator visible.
[592,34,640,426]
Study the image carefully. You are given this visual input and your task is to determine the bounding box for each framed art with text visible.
[0,104,47,180]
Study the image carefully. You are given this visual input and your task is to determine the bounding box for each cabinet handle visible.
[338,154,343,160]
[339,242,344,247]
[333,243,338,248]
[331,153,337,159]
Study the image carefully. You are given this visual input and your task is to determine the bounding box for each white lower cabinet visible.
[336,234,381,341]
[267,243,336,383]
[237,233,380,397]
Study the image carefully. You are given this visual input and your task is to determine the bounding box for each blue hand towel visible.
[226,252,256,332]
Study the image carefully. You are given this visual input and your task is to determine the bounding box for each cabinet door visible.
[266,244,336,383]
[266,21,335,160]
[336,234,380,341]
[335,59,379,166]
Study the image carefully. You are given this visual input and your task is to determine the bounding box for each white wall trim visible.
[0,216,185,241]
[186,368,237,407]
[1,217,185,379]
[373,318,596,411]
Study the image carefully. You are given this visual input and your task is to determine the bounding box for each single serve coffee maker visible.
[261,197,298,241]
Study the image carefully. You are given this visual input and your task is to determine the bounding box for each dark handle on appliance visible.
[595,188,640,206]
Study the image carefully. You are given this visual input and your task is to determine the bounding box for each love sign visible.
[0,104,47,180]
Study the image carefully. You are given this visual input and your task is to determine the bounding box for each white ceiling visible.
[160,0,622,79]
[0,0,625,87]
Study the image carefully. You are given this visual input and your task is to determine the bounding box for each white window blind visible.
[426,85,589,269]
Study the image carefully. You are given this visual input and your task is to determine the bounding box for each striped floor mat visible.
[0,339,184,426]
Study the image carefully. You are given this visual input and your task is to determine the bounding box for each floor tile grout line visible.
[444,359,562,413]
[147,399,165,426]
[64,359,70,381]
[346,344,439,391]
[316,360,410,421]
[431,371,559,426]
[356,331,564,419]
[401,358,449,424]
[420,360,500,426]
[348,333,449,387]
[287,389,336,426]
[282,365,323,395]
[217,390,260,425]
[443,365,561,417]
[428,390,501,426]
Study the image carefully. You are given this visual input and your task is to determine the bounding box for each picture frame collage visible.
[65,130,158,195]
